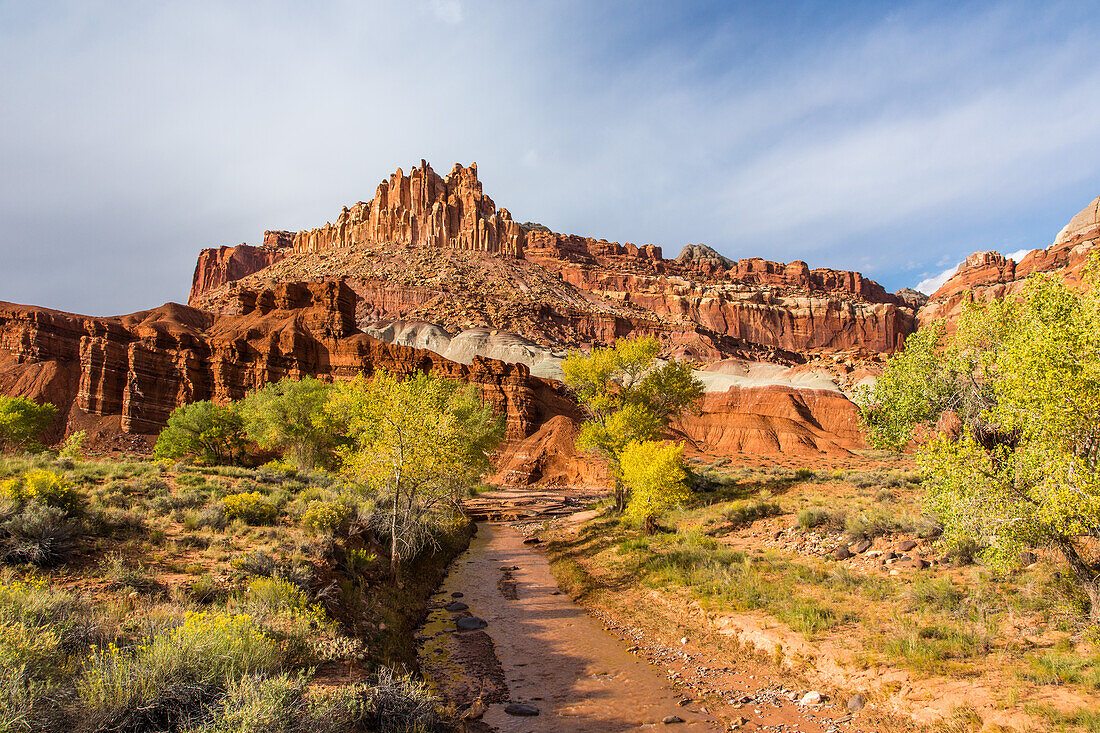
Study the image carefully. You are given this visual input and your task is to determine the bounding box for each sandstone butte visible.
[2,160,1096,484]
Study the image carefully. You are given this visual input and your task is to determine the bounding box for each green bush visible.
[189,574,220,604]
[243,577,311,618]
[724,495,782,528]
[797,507,846,531]
[0,398,56,452]
[17,470,82,514]
[222,492,278,526]
[57,431,85,460]
[153,401,245,465]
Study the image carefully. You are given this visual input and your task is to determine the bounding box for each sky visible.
[2,0,1100,315]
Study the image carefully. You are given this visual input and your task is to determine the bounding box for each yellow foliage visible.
[621,440,690,532]
[221,491,277,525]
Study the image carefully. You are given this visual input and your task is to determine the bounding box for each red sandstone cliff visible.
[189,244,287,305]
[288,160,525,257]
[918,195,1100,327]
[0,281,579,466]
[188,161,916,359]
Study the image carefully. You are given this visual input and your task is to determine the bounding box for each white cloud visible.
[2,3,1100,313]
[915,265,960,296]
[1005,248,1036,263]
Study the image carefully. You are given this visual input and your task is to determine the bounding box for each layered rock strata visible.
[0,282,578,464]
[189,161,917,360]
[918,195,1100,327]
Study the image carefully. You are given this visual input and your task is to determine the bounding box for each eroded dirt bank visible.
[419,522,722,731]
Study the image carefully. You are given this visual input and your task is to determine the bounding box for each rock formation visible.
[189,161,917,361]
[918,195,1100,327]
[0,282,578,471]
[189,244,287,305]
[41,159,1093,480]
[287,161,525,257]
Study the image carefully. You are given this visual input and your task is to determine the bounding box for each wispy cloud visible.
[1,2,1098,313]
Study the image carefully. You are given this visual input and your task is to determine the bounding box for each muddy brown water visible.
[419,523,721,732]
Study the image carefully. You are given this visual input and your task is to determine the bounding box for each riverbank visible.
[418,521,725,731]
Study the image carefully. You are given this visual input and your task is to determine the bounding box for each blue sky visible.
[2,0,1099,314]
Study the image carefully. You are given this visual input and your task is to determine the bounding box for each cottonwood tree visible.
[153,401,245,465]
[239,377,334,470]
[0,397,56,452]
[858,263,1100,621]
[562,336,703,511]
[620,440,691,533]
[326,371,502,578]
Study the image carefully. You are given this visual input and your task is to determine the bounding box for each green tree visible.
[562,336,703,511]
[238,377,334,470]
[153,400,245,465]
[326,371,503,578]
[858,265,1100,621]
[620,440,690,533]
[0,397,56,452]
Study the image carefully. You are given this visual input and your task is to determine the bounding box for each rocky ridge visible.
[190,161,917,362]
[919,195,1100,327]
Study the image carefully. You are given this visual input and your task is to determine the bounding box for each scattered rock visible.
[451,592,465,598]
[851,538,872,554]
[730,717,749,729]
[834,546,853,560]
[680,637,689,645]
[456,616,488,630]
[662,715,684,724]
[522,537,542,545]
[504,702,540,716]
[444,601,469,612]
[847,693,865,712]
[1020,551,1038,566]
[898,540,918,552]
[800,691,822,706]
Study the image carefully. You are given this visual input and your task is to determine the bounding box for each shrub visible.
[1,504,76,566]
[232,550,277,578]
[243,577,311,618]
[364,667,442,733]
[189,574,220,604]
[797,507,846,531]
[300,500,352,535]
[844,509,904,540]
[0,578,91,682]
[724,495,782,528]
[343,548,377,574]
[153,401,245,465]
[21,470,82,514]
[57,431,86,460]
[222,492,278,526]
[0,398,56,452]
[103,554,161,595]
[78,611,283,727]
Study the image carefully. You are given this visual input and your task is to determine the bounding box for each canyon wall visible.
[0,282,578,464]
